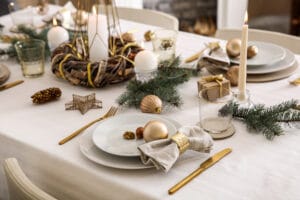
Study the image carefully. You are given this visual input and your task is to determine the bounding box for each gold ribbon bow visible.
[171,132,190,154]
[203,74,224,97]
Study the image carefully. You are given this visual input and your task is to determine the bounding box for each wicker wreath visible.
[51,36,143,88]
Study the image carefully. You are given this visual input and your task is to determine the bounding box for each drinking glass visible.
[15,39,45,78]
[198,89,234,134]
[152,29,177,63]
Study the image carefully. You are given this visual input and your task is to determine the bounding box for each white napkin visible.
[138,126,213,172]
[198,47,230,70]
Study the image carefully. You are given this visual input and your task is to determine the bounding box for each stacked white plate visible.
[230,41,298,82]
[79,113,180,170]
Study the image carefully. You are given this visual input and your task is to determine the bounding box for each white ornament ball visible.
[143,120,168,142]
[47,26,69,50]
[134,50,158,73]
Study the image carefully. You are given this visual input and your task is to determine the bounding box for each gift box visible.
[197,74,231,101]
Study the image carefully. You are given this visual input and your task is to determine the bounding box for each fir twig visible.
[219,100,300,140]
[117,57,192,108]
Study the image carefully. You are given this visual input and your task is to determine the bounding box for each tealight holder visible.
[233,89,253,108]
[134,50,158,83]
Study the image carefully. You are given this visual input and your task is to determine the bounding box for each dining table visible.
[0,5,300,200]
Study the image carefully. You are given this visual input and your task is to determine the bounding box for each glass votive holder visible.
[135,69,157,83]
[198,89,234,134]
[15,39,45,78]
[152,29,177,63]
[233,89,252,108]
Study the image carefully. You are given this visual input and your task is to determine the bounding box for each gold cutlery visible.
[168,148,232,195]
[290,78,300,85]
[184,42,220,63]
[0,80,24,91]
[58,106,118,145]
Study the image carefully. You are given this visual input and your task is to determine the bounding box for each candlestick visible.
[238,12,248,100]
[88,13,108,62]
[47,18,69,51]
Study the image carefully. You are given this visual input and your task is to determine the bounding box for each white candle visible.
[238,12,248,100]
[88,14,108,62]
[134,50,158,73]
[47,18,69,51]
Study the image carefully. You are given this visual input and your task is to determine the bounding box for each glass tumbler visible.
[152,29,177,63]
[15,39,45,78]
[198,89,234,134]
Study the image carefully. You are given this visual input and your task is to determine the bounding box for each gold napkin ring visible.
[171,132,190,154]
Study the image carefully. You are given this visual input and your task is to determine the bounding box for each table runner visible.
[0,6,300,200]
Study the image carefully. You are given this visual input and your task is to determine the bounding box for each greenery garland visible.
[219,100,300,140]
[117,57,194,108]
[0,25,50,58]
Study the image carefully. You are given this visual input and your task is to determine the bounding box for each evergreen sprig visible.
[117,57,192,108]
[219,100,300,140]
[0,25,50,58]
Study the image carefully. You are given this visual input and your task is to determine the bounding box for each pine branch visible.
[219,100,300,140]
[117,57,190,108]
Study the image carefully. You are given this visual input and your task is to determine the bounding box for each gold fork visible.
[58,106,118,145]
[184,42,220,63]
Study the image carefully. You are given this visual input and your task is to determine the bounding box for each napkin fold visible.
[198,47,230,71]
[138,126,213,172]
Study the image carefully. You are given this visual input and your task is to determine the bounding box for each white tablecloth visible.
[1,6,300,200]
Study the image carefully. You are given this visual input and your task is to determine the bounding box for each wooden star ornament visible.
[65,93,102,114]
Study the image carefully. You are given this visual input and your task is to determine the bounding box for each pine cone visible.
[31,87,62,104]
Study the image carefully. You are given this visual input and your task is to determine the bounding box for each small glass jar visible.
[198,89,234,134]
[152,29,177,63]
[15,39,45,78]
[233,89,252,108]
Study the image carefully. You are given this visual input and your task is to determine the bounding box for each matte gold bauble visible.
[247,45,258,59]
[144,30,155,41]
[143,120,168,142]
[140,95,162,114]
[226,38,242,57]
[226,65,239,86]
[121,32,136,42]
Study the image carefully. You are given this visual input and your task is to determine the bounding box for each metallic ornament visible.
[226,65,239,86]
[247,45,258,59]
[226,38,241,57]
[140,95,162,114]
[143,120,168,142]
[144,30,155,41]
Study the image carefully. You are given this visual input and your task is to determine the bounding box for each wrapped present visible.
[198,74,230,101]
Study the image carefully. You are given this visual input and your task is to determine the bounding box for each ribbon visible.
[87,63,95,88]
[203,74,224,97]
[59,54,72,79]
[171,132,190,154]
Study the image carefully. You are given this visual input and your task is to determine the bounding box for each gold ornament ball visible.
[143,120,168,142]
[144,30,155,41]
[121,32,136,42]
[247,45,258,59]
[226,65,239,86]
[140,95,162,114]
[226,38,242,57]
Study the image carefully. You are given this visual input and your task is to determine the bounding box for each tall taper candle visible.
[238,12,248,100]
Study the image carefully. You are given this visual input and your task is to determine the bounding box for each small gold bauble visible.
[143,120,168,142]
[247,45,258,59]
[226,38,242,57]
[140,95,162,114]
[121,32,136,42]
[71,10,88,26]
[226,65,239,86]
[144,30,155,41]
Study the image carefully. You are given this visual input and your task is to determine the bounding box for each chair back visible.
[3,158,58,200]
[215,28,300,54]
[116,7,179,30]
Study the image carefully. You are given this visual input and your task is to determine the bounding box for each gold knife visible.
[168,148,232,195]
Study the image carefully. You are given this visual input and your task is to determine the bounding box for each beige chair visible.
[116,7,179,30]
[215,28,300,54]
[3,158,58,200]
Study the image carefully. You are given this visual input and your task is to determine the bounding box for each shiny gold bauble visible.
[226,38,242,57]
[143,120,168,142]
[144,30,155,41]
[121,32,136,42]
[247,45,258,59]
[71,10,88,26]
[226,65,239,86]
[140,95,162,114]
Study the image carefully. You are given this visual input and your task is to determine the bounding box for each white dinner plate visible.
[230,41,286,66]
[247,48,295,74]
[79,115,181,170]
[92,113,178,157]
